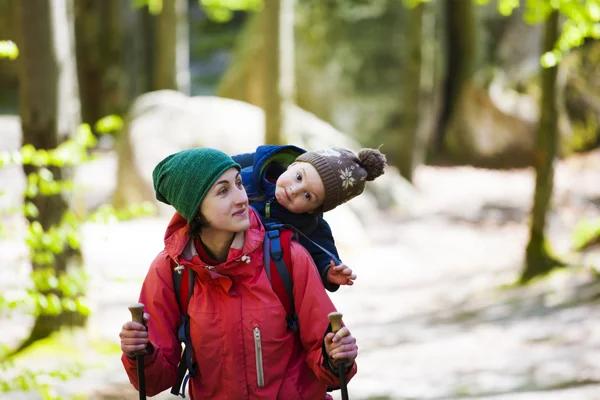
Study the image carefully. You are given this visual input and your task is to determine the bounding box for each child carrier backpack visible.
[170,222,303,398]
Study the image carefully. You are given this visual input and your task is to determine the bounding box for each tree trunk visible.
[262,0,283,145]
[74,0,103,128]
[521,10,561,283]
[435,0,476,156]
[217,14,265,109]
[279,0,296,138]
[74,0,131,130]
[154,0,190,94]
[125,3,155,98]
[397,2,424,182]
[15,0,84,349]
[262,0,295,145]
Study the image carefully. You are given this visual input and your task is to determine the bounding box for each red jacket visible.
[122,208,357,399]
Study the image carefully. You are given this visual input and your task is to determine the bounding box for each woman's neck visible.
[198,229,235,262]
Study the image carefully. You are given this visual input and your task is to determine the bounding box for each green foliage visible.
[0,365,82,400]
[572,218,600,251]
[133,0,263,21]
[0,117,154,398]
[200,0,263,22]
[0,41,18,60]
[131,0,163,14]
[479,0,600,66]
[88,202,156,223]
[94,115,124,135]
[402,0,432,9]
[568,110,599,152]
[0,334,85,400]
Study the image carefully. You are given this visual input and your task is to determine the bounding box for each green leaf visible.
[47,275,59,290]
[540,51,559,67]
[38,168,54,182]
[148,0,162,14]
[24,202,39,218]
[94,115,124,134]
[589,3,600,20]
[21,144,36,164]
[0,40,18,60]
[45,294,62,315]
[75,298,91,316]
[25,182,39,198]
[29,221,44,237]
[66,231,80,250]
[76,124,97,148]
[32,149,50,166]
[36,293,48,310]
[61,298,77,312]
[497,0,519,16]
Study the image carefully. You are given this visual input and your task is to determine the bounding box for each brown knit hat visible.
[296,147,387,213]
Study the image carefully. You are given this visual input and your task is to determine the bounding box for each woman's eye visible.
[236,180,243,188]
[296,172,302,181]
[304,192,311,200]
[218,188,228,195]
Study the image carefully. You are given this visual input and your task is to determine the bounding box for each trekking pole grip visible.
[328,312,344,335]
[327,311,350,400]
[327,312,349,357]
[128,303,147,356]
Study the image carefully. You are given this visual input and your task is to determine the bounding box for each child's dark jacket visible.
[232,145,341,292]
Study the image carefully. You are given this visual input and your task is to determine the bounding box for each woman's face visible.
[275,162,325,214]
[200,167,250,233]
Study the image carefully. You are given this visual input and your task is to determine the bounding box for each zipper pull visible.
[174,264,184,275]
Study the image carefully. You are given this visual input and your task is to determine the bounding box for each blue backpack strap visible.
[171,264,197,398]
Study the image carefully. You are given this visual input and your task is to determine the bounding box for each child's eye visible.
[304,192,311,200]
[296,172,302,181]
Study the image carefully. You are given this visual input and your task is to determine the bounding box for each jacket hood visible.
[163,208,265,273]
[245,145,305,194]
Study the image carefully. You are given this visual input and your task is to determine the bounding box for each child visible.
[232,145,387,291]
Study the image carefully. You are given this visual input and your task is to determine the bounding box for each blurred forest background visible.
[1,0,600,399]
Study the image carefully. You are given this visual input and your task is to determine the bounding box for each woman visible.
[119,148,358,399]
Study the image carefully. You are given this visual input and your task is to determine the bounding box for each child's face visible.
[275,162,325,214]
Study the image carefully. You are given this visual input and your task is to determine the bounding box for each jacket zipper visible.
[253,326,265,387]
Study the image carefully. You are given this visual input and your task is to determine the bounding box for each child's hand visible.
[327,261,357,286]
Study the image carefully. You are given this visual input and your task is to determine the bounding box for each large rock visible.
[114,91,416,248]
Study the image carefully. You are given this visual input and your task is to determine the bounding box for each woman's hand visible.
[119,312,150,358]
[326,261,357,286]
[324,326,358,367]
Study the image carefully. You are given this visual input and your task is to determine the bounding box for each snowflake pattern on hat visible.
[339,168,355,190]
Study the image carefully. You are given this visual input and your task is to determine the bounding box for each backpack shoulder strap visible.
[279,223,342,265]
[171,260,197,398]
[263,223,298,332]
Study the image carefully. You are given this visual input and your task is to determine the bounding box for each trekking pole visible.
[128,303,147,400]
[328,312,350,400]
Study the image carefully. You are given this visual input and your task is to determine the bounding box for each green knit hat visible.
[152,148,241,223]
